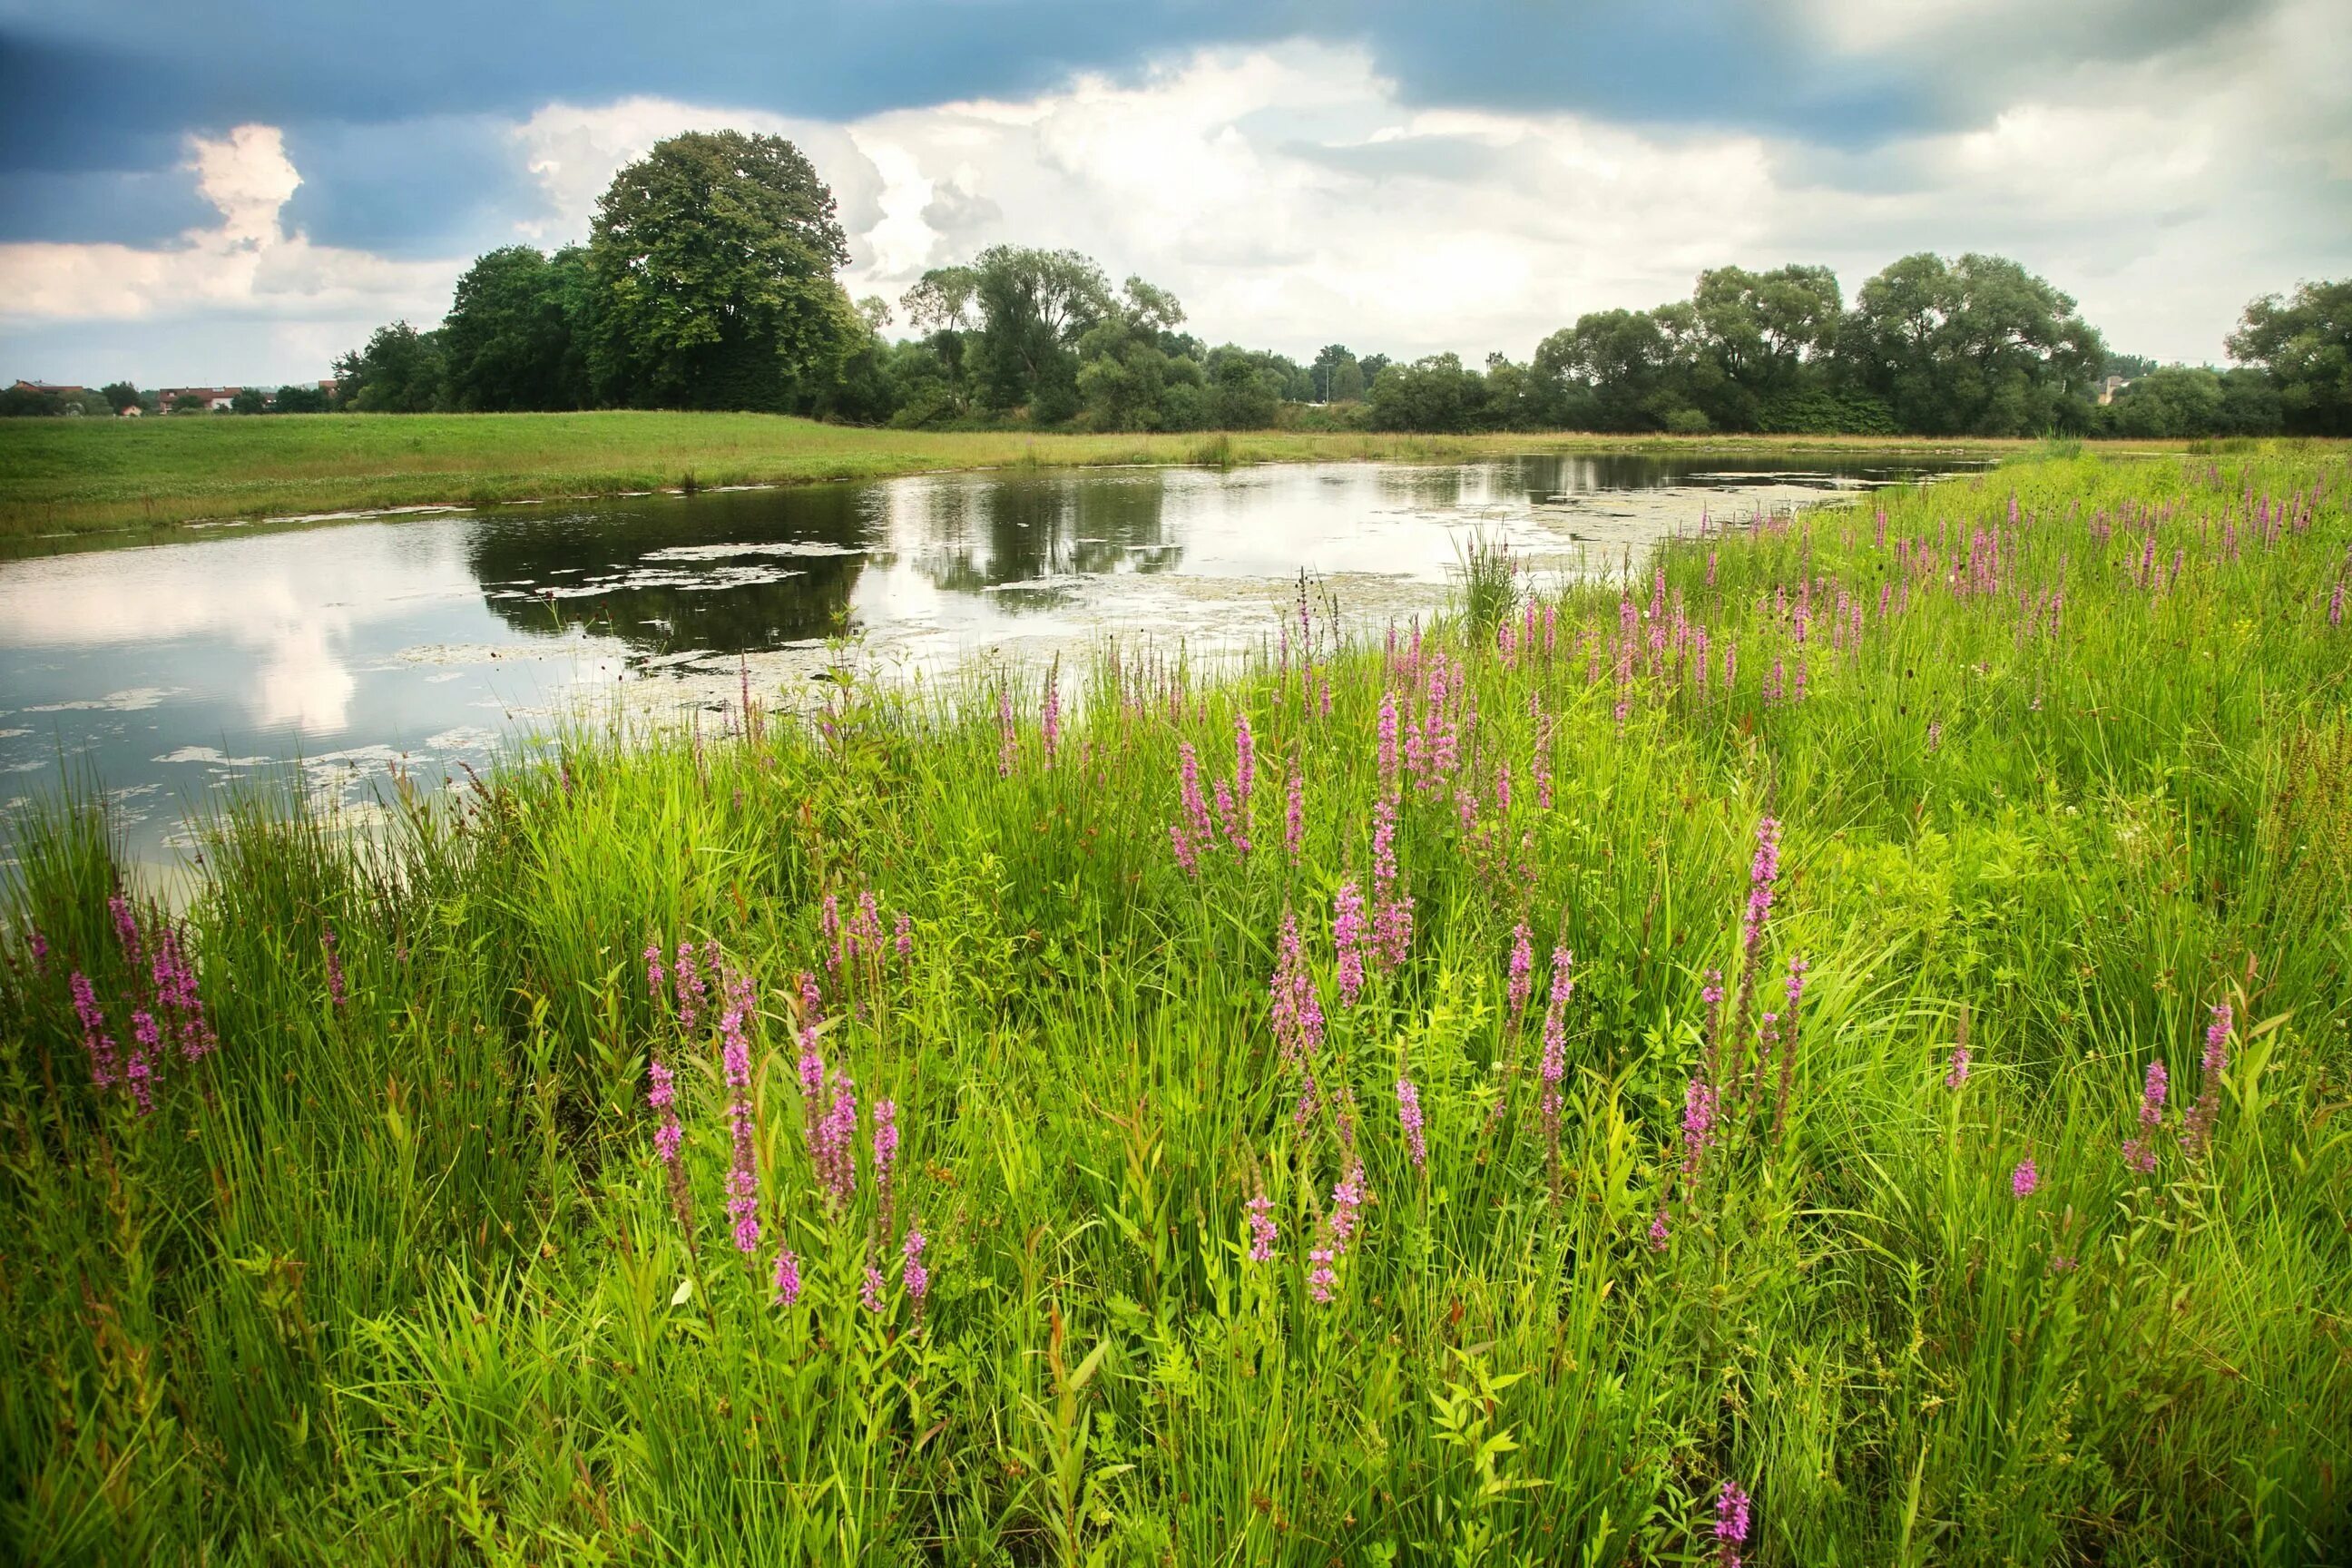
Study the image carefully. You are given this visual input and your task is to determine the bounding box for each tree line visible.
[13,132,2346,438]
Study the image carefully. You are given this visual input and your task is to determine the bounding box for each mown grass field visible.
[0,411,2026,544]
[5,446,2349,1563]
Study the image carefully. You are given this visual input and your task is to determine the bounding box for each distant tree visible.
[1368,353,1485,433]
[1201,345,1288,429]
[442,245,593,411]
[901,265,982,419]
[1357,354,1391,390]
[100,381,141,414]
[1530,309,1681,431]
[2227,279,2351,436]
[1839,252,2103,436]
[334,321,448,413]
[966,246,1113,420]
[2097,367,2227,438]
[169,392,211,414]
[2101,351,2160,382]
[1688,263,1842,429]
[586,131,856,410]
[1309,344,1364,403]
[1075,276,1189,431]
[230,387,268,415]
[0,386,63,416]
[270,383,331,414]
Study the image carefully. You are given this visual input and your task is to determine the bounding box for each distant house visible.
[2097,375,2132,407]
[160,387,242,412]
[11,379,88,399]
[119,404,144,417]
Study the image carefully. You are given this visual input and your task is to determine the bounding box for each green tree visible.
[270,384,331,414]
[229,387,268,415]
[443,245,592,411]
[1689,263,1842,429]
[586,131,855,410]
[1367,353,1486,432]
[333,321,448,413]
[901,266,981,420]
[1075,277,1189,431]
[1840,252,2103,436]
[967,246,1112,420]
[0,386,63,416]
[1529,309,1684,431]
[2227,279,2351,436]
[99,381,141,414]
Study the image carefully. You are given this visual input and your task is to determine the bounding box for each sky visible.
[1,0,2347,387]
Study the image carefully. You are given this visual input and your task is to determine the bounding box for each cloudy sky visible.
[2,0,2346,387]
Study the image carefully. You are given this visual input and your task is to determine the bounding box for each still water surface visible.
[0,453,1975,867]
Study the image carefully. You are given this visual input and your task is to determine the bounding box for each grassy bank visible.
[0,411,2024,544]
[5,449,2350,1563]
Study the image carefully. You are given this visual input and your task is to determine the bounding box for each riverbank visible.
[0,411,2036,544]
[6,448,2347,1561]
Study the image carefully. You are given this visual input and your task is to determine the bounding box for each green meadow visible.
[4,446,2349,1563]
[0,412,2024,544]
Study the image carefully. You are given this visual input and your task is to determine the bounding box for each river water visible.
[0,452,1976,869]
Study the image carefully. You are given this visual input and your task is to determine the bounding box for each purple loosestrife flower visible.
[720,972,760,1255]
[862,1261,885,1313]
[1214,777,1241,854]
[1308,1245,1338,1303]
[873,1099,900,1237]
[1286,763,1305,862]
[2332,579,2344,627]
[2012,1159,2039,1199]
[2122,1058,2168,1174]
[1396,1076,1426,1169]
[821,894,843,974]
[1507,923,1534,1019]
[27,928,48,975]
[814,1069,859,1209]
[1371,797,1414,967]
[1041,663,1061,761]
[649,1058,683,1167]
[674,941,706,1034]
[1377,691,1400,789]
[1332,883,1367,1008]
[894,912,914,962]
[1269,909,1326,1066]
[772,1247,802,1308]
[644,943,665,1001]
[152,926,213,1061]
[2183,1003,2230,1155]
[903,1228,930,1323]
[110,893,141,964]
[321,924,347,1010]
[72,971,118,1089]
[1246,1192,1278,1262]
[124,1030,155,1112]
[127,1008,161,1114]
[1714,1482,1752,1568]
[1680,1076,1718,1183]
[1540,946,1573,1122]
[849,891,882,965]
[1743,818,1780,962]
[1648,1209,1670,1250]
[1234,710,1256,819]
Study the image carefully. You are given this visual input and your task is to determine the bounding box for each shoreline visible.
[0,414,2049,554]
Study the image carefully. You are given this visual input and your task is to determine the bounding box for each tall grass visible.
[4,448,2349,1564]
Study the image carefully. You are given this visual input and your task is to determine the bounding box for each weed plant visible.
[3,449,2349,1564]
